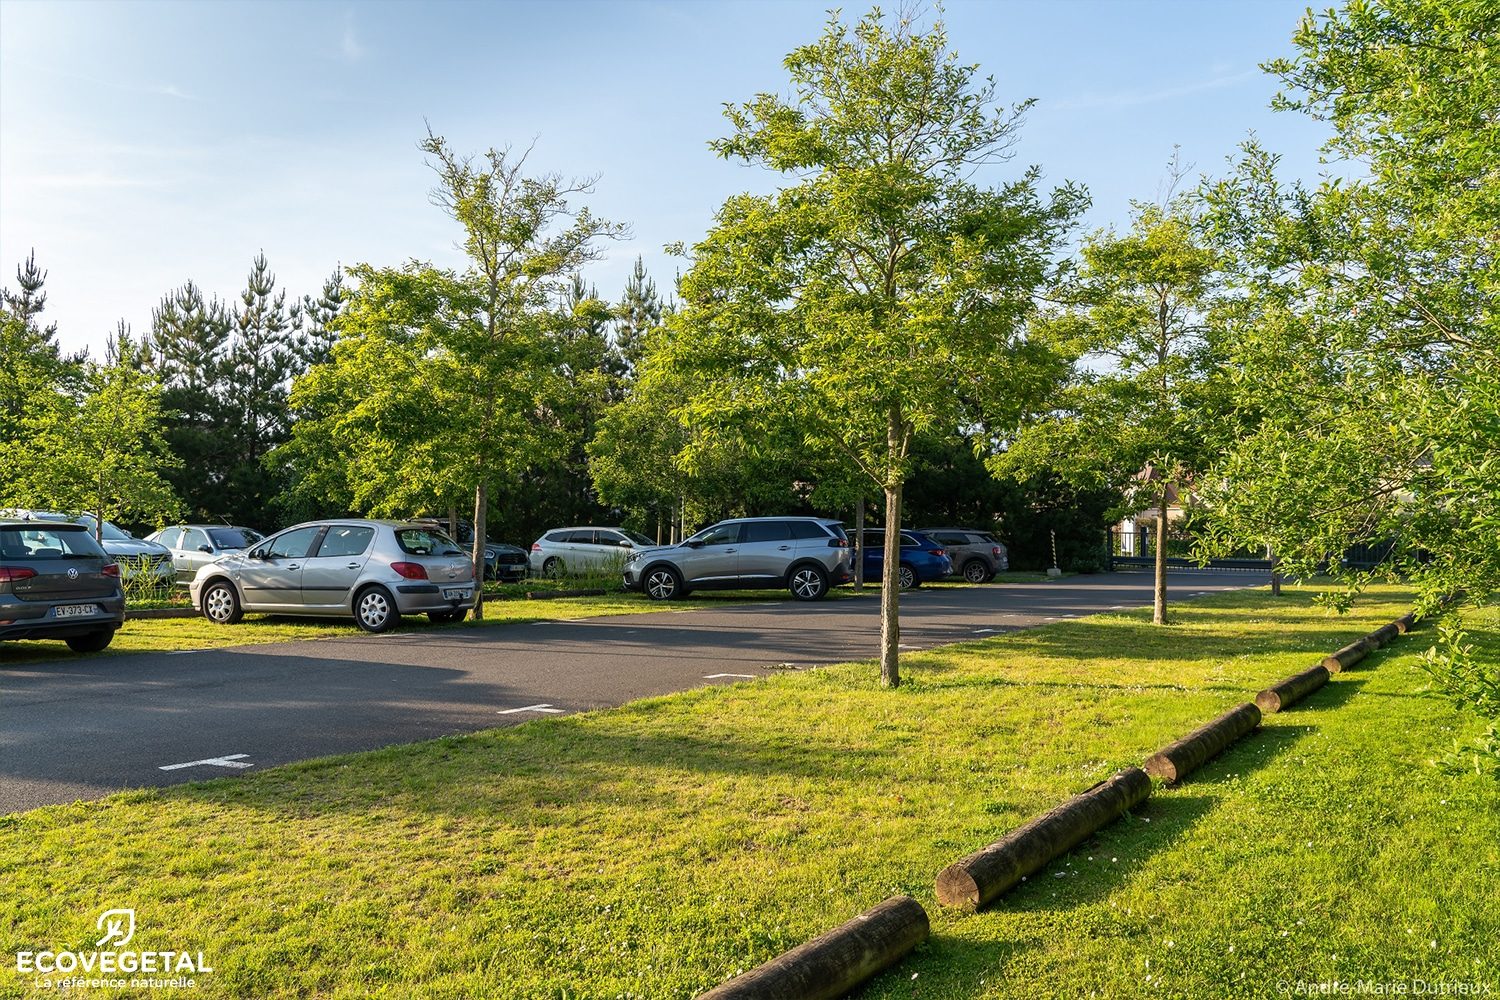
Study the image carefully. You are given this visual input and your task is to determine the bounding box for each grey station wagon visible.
[189,520,475,633]
[0,520,125,652]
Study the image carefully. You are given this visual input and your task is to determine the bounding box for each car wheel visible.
[789,565,829,601]
[963,559,990,584]
[428,608,467,624]
[201,580,243,625]
[643,566,682,601]
[897,564,919,590]
[65,629,114,653]
[542,557,565,579]
[354,585,399,633]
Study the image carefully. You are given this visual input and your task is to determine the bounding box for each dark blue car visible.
[859,530,952,590]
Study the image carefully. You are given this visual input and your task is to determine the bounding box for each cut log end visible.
[934,866,981,909]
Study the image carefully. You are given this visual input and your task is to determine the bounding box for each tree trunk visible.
[880,483,902,688]
[1270,549,1282,597]
[447,505,458,541]
[471,481,487,620]
[853,496,865,592]
[1153,489,1169,625]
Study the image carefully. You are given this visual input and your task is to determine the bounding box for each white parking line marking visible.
[974,628,1000,634]
[704,673,756,679]
[159,754,252,771]
[497,703,565,715]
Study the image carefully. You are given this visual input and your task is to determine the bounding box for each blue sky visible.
[0,0,1336,356]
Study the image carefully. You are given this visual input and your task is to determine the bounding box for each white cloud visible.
[1050,68,1260,112]
[340,10,365,61]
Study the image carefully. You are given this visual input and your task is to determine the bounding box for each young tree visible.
[5,348,180,535]
[283,131,626,616]
[1201,1,1498,769]
[419,129,627,613]
[651,9,1082,685]
[997,188,1224,624]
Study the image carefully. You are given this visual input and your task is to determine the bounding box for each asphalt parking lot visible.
[0,569,1255,813]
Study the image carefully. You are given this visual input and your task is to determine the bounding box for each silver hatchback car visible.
[189,520,475,633]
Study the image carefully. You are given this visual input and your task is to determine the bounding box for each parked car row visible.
[526,518,1009,602]
[0,508,176,587]
[2,504,1009,650]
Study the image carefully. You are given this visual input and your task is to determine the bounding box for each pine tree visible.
[0,251,81,455]
[613,255,661,376]
[296,267,346,368]
[222,252,301,524]
[149,281,236,519]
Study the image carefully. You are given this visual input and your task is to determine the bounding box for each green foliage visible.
[1197,0,1498,768]
[280,131,626,602]
[5,588,1495,998]
[650,8,1083,682]
[2,347,180,530]
[1422,620,1500,778]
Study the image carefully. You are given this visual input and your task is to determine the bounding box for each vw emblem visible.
[67,567,79,579]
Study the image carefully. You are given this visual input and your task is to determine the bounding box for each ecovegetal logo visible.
[14,908,212,991]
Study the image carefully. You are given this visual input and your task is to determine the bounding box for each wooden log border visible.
[1256,665,1330,714]
[934,768,1151,910]
[1144,703,1262,783]
[697,603,1442,995]
[695,895,929,1000]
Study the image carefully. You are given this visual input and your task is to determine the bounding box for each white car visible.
[529,526,656,578]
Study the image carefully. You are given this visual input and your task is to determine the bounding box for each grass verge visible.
[0,586,869,666]
[2,585,1495,999]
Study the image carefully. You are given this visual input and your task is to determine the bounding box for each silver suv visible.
[189,520,475,633]
[918,526,1010,583]
[623,517,851,601]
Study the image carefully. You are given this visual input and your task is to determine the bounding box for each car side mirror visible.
[621,542,633,549]
[198,545,213,554]
[685,539,704,549]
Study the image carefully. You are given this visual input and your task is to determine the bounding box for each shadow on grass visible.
[141,720,897,823]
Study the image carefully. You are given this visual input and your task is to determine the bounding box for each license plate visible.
[442,588,472,601]
[54,604,99,618]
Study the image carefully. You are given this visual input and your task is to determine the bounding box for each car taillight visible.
[102,563,120,578]
[531,542,542,551]
[0,566,38,583]
[992,546,1004,557]
[827,538,848,548]
[933,548,946,557]
[391,562,428,580]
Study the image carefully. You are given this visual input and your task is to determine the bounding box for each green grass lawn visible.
[2,585,1495,999]
[0,586,872,666]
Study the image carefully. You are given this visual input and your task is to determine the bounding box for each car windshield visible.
[395,528,465,556]
[623,530,654,546]
[73,514,131,541]
[209,527,262,549]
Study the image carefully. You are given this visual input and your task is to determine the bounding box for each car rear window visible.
[0,526,106,560]
[787,521,833,540]
[209,527,261,548]
[395,528,464,556]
